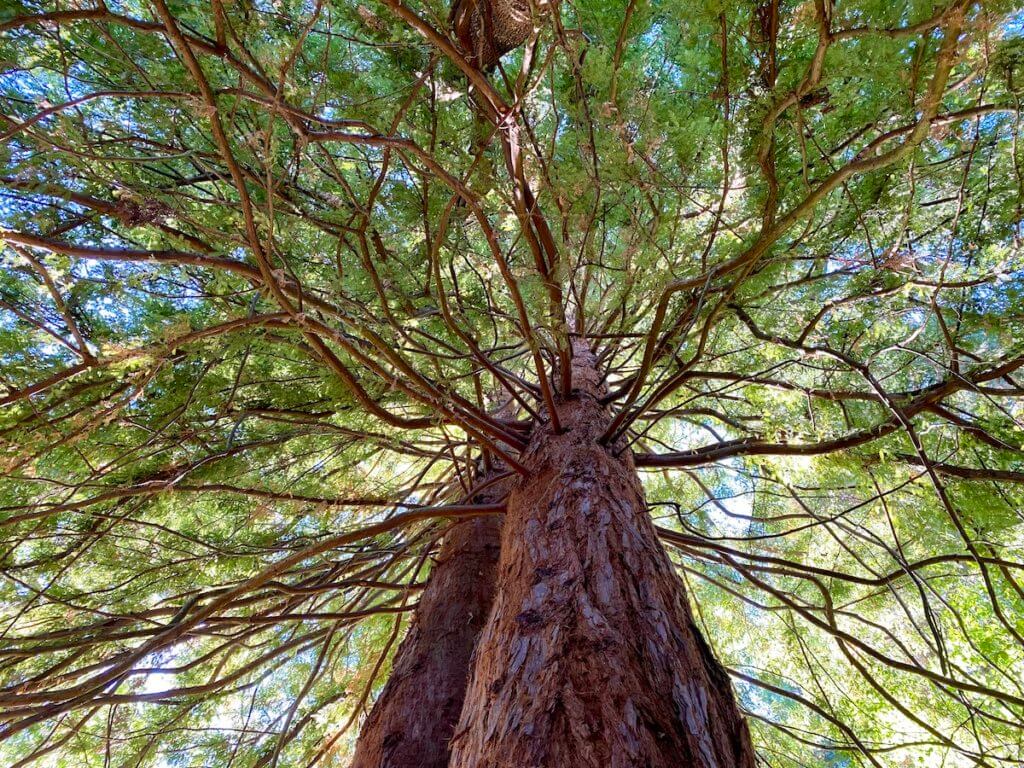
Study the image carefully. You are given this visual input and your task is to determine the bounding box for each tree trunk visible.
[349,475,506,768]
[449,345,755,768]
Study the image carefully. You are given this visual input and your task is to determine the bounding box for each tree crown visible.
[1,0,1023,765]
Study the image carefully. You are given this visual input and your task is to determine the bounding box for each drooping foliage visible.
[1,0,1023,765]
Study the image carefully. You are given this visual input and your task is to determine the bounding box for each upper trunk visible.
[449,344,755,768]
[450,0,542,71]
[349,474,506,768]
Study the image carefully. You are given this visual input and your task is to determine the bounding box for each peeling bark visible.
[349,476,506,768]
[449,345,755,768]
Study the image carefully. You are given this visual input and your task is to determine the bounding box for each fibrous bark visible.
[450,0,547,71]
[449,344,755,768]
[349,475,506,768]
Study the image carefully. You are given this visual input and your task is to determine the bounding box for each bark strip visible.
[450,345,755,768]
[349,476,506,768]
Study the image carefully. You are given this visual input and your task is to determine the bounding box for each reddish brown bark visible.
[349,476,506,768]
[449,345,755,768]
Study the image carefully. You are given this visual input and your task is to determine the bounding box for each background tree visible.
[1,0,1023,766]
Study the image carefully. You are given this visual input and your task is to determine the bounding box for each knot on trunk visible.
[450,0,553,71]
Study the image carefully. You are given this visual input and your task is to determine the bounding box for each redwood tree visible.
[2,1,1024,767]
[349,470,505,768]
[449,344,754,767]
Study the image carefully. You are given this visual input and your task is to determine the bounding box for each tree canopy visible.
[1,0,1024,765]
